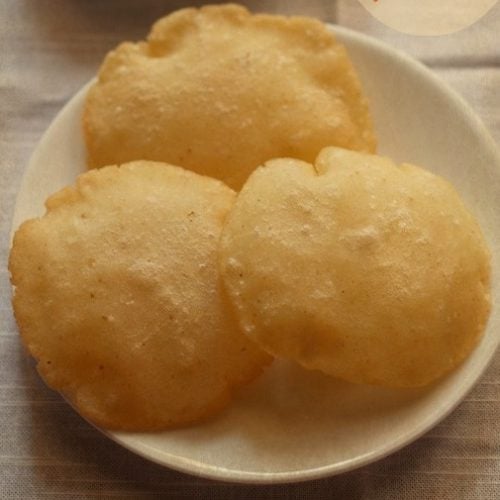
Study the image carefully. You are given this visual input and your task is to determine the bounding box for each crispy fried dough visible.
[84,4,376,189]
[219,147,491,387]
[9,161,270,430]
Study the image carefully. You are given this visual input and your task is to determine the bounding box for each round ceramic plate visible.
[11,26,500,484]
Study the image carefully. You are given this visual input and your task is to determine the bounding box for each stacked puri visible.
[83,3,376,189]
[9,163,271,430]
[9,5,491,431]
[219,147,490,388]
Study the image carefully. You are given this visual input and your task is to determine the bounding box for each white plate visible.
[11,25,500,484]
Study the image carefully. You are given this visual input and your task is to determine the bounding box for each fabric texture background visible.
[0,1,499,498]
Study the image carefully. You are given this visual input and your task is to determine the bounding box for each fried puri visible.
[83,4,376,189]
[219,147,491,387]
[9,161,270,430]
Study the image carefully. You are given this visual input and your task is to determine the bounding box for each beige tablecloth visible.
[1,1,499,498]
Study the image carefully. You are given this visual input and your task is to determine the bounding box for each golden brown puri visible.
[9,161,271,431]
[83,3,376,190]
[219,147,491,387]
